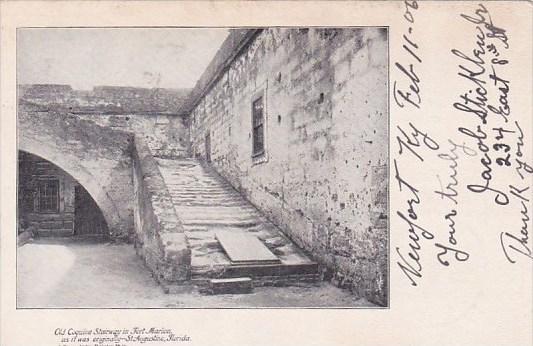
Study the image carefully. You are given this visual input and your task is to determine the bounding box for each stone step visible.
[171,200,247,207]
[181,224,276,234]
[166,179,225,184]
[222,262,319,278]
[175,206,258,214]
[179,217,260,225]
[176,204,257,209]
[36,229,74,237]
[167,183,228,188]
[191,262,319,279]
[168,192,243,198]
[169,189,237,194]
[173,201,251,207]
[170,198,243,203]
[180,220,260,227]
[167,188,236,192]
[204,277,253,295]
[253,273,321,287]
[169,194,243,199]
[162,170,218,175]
[163,179,226,184]
[170,189,231,193]
[27,213,74,221]
[166,185,237,190]
[168,191,241,196]
[171,196,245,207]
[175,205,257,211]
[172,199,245,203]
[176,213,260,222]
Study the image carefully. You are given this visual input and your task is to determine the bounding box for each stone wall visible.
[19,84,190,115]
[188,28,388,305]
[18,101,134,239]
[132,136,191,285]
[20,84,191,159]
[74,113,190,159]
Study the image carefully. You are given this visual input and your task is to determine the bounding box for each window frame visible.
[251,95,266,158]
[250,83,268,165]
[36,178,60,213]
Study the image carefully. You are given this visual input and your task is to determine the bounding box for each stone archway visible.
[18,102,134,238]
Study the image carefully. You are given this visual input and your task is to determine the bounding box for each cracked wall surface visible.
[74,113,190,159]
[189,28,389,305]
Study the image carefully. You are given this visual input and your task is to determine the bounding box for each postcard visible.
[0,1,531,345]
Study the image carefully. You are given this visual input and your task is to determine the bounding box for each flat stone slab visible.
[215,231,281,265]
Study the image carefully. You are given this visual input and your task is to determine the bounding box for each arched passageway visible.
[18,151,109,237]
[18,101,134,238]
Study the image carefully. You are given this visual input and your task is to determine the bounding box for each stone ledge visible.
[133,135,191,283]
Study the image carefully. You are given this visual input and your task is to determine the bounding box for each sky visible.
[17,28,230,90]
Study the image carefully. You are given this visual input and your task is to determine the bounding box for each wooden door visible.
[205,132,211,163]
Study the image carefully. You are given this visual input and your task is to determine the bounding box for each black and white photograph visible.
[16,27,389,308]
[2,1,532,345]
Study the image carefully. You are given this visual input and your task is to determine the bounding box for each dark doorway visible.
[205,132,211,163]
[18,151,110,238]
[74,185,109,236]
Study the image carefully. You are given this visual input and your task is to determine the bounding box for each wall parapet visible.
[132,135,191,285]
[178,29,262,115]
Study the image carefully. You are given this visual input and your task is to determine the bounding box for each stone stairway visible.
[155,158,319,288]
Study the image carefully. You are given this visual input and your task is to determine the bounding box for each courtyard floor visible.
[17,237,376,308]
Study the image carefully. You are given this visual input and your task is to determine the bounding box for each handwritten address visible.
[452,4,532,264]
[393,2,532,287]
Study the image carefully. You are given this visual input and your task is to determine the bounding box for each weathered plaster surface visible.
[75,113,190,158]
[189,28,388,305]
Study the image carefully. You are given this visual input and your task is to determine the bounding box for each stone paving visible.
[155,158,317,281]
[17,238,374,308]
